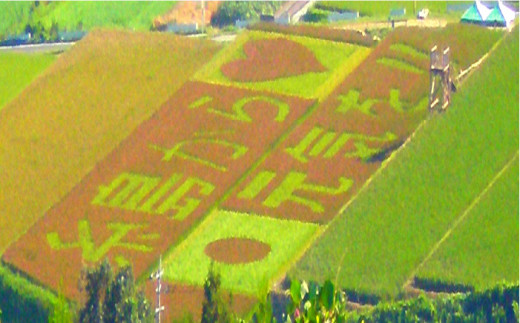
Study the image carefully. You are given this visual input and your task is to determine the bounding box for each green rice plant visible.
[163,210,319,295]
[291,28,518,298]
[376,57,424,74]
[416,156,519,290]
[389,43,429,60]
[0,30,220,254]
[0,52,55,110]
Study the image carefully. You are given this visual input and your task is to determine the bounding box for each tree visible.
[201,263,232,323]
[78,259,153,323]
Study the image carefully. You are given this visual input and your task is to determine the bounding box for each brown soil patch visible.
[153,1,221,28]
[221,38,326,82]
[204,238,271,264]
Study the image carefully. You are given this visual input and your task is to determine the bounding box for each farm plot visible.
[416,157,519,291]
[194,30,371,99]
[291,27,516,298]
[221,25,450,223]
[163,210,318,294]
[0,30,220,254]
[0,52,55,110]
[3,81,314,299]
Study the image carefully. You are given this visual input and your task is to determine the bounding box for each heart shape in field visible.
[221,38,327,82]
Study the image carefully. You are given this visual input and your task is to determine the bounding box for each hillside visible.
[291,27,518,298]
[0,29,221,254]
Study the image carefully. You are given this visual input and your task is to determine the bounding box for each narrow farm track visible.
[402,151,519,290]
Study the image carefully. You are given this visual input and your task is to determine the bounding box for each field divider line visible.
[455,28,509,87]
[402,151,519,289]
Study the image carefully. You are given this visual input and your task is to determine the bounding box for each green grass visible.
[163,210,319,295]
[194,30,371,100]
[417,156,519,290]
[0,1,176,35]
[291,28,518,298]
[0,52,56,110]
[0,2,33,36]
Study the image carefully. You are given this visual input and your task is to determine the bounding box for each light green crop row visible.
[292,28,517,298]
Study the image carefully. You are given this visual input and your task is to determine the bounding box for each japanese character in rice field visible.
[336,89,428,115]
[46,220,157,263]
[238,171,352,213]
[188,95,290,122]
[285,126,397,163]
[335,90,380,116]
[92,172,214,220]
[149,131,248,172]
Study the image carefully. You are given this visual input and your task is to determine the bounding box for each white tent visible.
[461,0,493,24]
[485,1,517,27]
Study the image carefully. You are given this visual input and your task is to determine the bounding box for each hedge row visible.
[359,283,519,323]
[248,22,375,47]
[413,277,475,294]
[0,263,71,323]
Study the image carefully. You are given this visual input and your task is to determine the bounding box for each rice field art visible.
[0,15,517,322]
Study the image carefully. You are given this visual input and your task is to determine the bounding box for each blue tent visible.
[461,1,492,24]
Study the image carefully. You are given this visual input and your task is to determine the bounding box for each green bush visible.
[0,264,70,323]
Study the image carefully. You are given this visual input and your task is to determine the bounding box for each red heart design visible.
[221,38,327,82]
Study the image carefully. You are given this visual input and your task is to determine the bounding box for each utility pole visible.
[201,0,205,33]
[150,256,165,323]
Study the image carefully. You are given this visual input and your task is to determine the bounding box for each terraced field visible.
[291,26,517,299]
[0,21,515,322]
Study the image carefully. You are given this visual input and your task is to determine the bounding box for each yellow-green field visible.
[0,29,221,253]
[0,52,56,110]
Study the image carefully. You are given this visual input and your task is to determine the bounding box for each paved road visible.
[0,42,75,54]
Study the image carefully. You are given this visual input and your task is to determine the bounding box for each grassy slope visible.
[0,1,176,35]
[0,52,56,110]
[417,158,519,290]
[0,29,221,254]
[291,28,518,298]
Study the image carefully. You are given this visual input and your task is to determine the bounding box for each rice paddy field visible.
[0,30,220,254]
[0,16,517,321]
[291,26,518,299]
[0,52,56,110]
